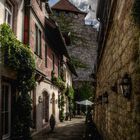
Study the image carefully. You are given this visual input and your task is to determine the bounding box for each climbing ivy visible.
[51,70,66,121]
[0,23,35,139]
[66,86,74,100]
[70,56,88,69]
[0,24,35,92]
[51,70,66,91]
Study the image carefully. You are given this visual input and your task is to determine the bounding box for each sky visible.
[49,0,88,10]
[49,0,100,30]
[49,0,58,6]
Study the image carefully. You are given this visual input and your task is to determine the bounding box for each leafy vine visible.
[51,70,66,121]
[51,70,66,91]
[0,24,35,139]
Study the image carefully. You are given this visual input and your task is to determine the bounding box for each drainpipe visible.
[0,43,2,140]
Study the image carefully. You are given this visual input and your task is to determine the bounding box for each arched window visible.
[42,92,49,122]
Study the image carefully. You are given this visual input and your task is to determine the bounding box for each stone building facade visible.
[95,0,140,140]
[52,0,97,89]
[0,0,75,139]
[0,0,25,139]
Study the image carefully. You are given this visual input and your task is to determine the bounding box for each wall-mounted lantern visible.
[38,96,43,104]
[102,92,108,104]
[119,73,131,99]
[50,98,53,103]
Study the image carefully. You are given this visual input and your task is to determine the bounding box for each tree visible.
[78,82,94,101]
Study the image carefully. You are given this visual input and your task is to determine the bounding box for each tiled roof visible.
[52,0,86,14]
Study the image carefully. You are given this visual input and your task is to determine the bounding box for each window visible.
[2,83,11,139]
[35,25,42,57]
[45,44,48,67]
[55,11,60,16]
[52,54,55,71]
[74,13,78,19]
[5,1,13,27]
[65,12,69,17]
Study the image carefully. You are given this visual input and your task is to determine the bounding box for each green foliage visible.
[51,70,66,91]
[132,0,140,25]
[70,56,88,68]
[66,86,74,99]
[78,82,93,100]
[65,86,75,113]
[50,114,56,131]
[0,24,36,92]
[60,67,66,82]
[59,109,65,122]
[0,23,35,139]
[59,94,65,122]
[51,70,66,122]
[13,94,32,139]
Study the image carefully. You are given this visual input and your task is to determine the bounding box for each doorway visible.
[43,92,49,123]
[1,83,11,139]
[52,93,55,116]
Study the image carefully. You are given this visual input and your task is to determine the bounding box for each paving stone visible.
[33,116,85,140]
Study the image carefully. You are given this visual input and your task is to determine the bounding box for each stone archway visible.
[42,91,49,123]
[52,93,55,116]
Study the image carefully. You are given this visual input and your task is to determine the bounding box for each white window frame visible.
[4,1,13,27]
[2,83,11,140]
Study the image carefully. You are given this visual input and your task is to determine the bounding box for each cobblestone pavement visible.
[33,116,85,140]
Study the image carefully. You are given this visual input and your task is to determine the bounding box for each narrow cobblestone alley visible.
[33,116,85,140]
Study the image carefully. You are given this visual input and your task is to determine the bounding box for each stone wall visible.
[68,14,97,82]
[52,11,97,86]
[35,81,60,131]
[95,0,140,140]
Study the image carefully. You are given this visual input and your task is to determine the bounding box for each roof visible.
[52,0,86,14]
[45,18,69,58]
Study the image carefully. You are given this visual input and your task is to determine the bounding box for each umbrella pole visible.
[80,104,81,115]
